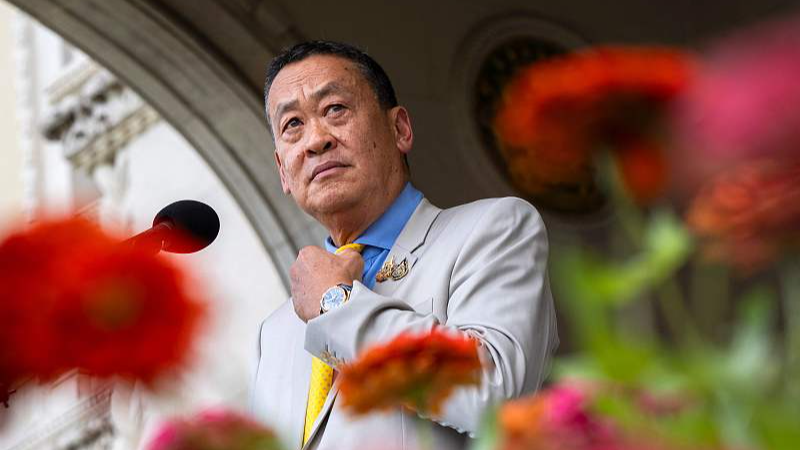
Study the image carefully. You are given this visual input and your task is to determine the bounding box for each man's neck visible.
[322,179,407,247]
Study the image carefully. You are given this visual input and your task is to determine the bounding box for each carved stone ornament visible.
[40,63,159,174]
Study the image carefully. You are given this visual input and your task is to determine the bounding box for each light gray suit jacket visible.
[251,197,558,450]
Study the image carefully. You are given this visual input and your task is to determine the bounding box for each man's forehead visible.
[269,56,363,106]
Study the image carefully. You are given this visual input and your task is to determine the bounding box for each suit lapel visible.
[373,198,441,298]
[300,199,442,448]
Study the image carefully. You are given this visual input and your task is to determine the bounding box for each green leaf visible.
[552,210,693,310]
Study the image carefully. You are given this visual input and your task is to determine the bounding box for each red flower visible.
[686,160,800,273]
[493,47,694,205]
[54,246,205,382]
[0,216,206,386]
[338,328,482,416]
[615,141,669,205]
[146,408,282,450]
[0,217,115,384]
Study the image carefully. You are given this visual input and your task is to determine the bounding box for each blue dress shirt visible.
[324,182,423,289]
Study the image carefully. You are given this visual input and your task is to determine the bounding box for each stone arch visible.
[8,0,320,288]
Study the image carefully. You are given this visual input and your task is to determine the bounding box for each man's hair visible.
[263,40,398,128]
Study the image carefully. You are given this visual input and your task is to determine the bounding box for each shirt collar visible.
[325,182,423,252]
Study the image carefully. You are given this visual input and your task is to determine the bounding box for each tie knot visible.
[335,243,364,255]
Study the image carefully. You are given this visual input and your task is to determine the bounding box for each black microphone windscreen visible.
[153,200,220,253]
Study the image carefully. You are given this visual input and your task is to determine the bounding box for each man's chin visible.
[303,186,361,215]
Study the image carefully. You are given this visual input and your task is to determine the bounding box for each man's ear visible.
[274,151,291,195]
[390,106,413,155]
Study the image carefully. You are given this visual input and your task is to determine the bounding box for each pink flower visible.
[670,13,800,270]
[145,408,282,450]
[500,382,621,450]
[499,381,705,450]
[672,13,800,191]
[148,422,181,449]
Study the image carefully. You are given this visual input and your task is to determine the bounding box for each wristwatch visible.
[320,283,353,314]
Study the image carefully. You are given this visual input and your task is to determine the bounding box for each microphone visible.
[127,200,220,254]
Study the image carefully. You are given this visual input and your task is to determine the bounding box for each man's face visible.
[267,55,410,218]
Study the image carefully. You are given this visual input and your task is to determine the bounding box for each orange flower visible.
[493,46,694,206]
[686,159,800,273]
[499,393,550,450]
[0,216,206,387]
[338,329,482,416]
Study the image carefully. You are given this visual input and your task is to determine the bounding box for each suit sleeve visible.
[303,197,559,435]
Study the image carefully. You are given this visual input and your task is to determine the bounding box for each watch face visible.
[321,286,347,312]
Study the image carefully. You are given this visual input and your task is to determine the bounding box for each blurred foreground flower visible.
[339,328,481,416]
[0,216,206,391]
[496,382,699,450]
[498,383,618,450]
[146,408,283,450]
[493,46,694,206]
[673,15,800,167]
[0,218,112,387]
[687,160,800,273]
[670,14,800,273]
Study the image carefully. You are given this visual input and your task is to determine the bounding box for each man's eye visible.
[283,118,301,132]
[326,104,345,115]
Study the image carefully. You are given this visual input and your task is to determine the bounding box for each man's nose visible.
[305,119,335,155]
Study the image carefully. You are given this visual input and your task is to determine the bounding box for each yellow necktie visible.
[302,243,364,445]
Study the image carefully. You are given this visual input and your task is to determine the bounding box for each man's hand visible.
[290,246,364,322]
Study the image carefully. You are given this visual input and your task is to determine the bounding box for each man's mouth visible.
[311,161,348,181]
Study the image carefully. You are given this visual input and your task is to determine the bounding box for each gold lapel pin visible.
[391,258,409,281]
[375,256,394,283]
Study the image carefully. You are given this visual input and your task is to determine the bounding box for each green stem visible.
[656,277,702,347]
[689,259,729,344]
[603,152,699,347]
[780,258,800,396]
[596,151,643,248]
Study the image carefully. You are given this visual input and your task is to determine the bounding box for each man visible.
[251,40,558,450]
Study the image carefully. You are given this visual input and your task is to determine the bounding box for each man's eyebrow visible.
[273,99,299,127]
